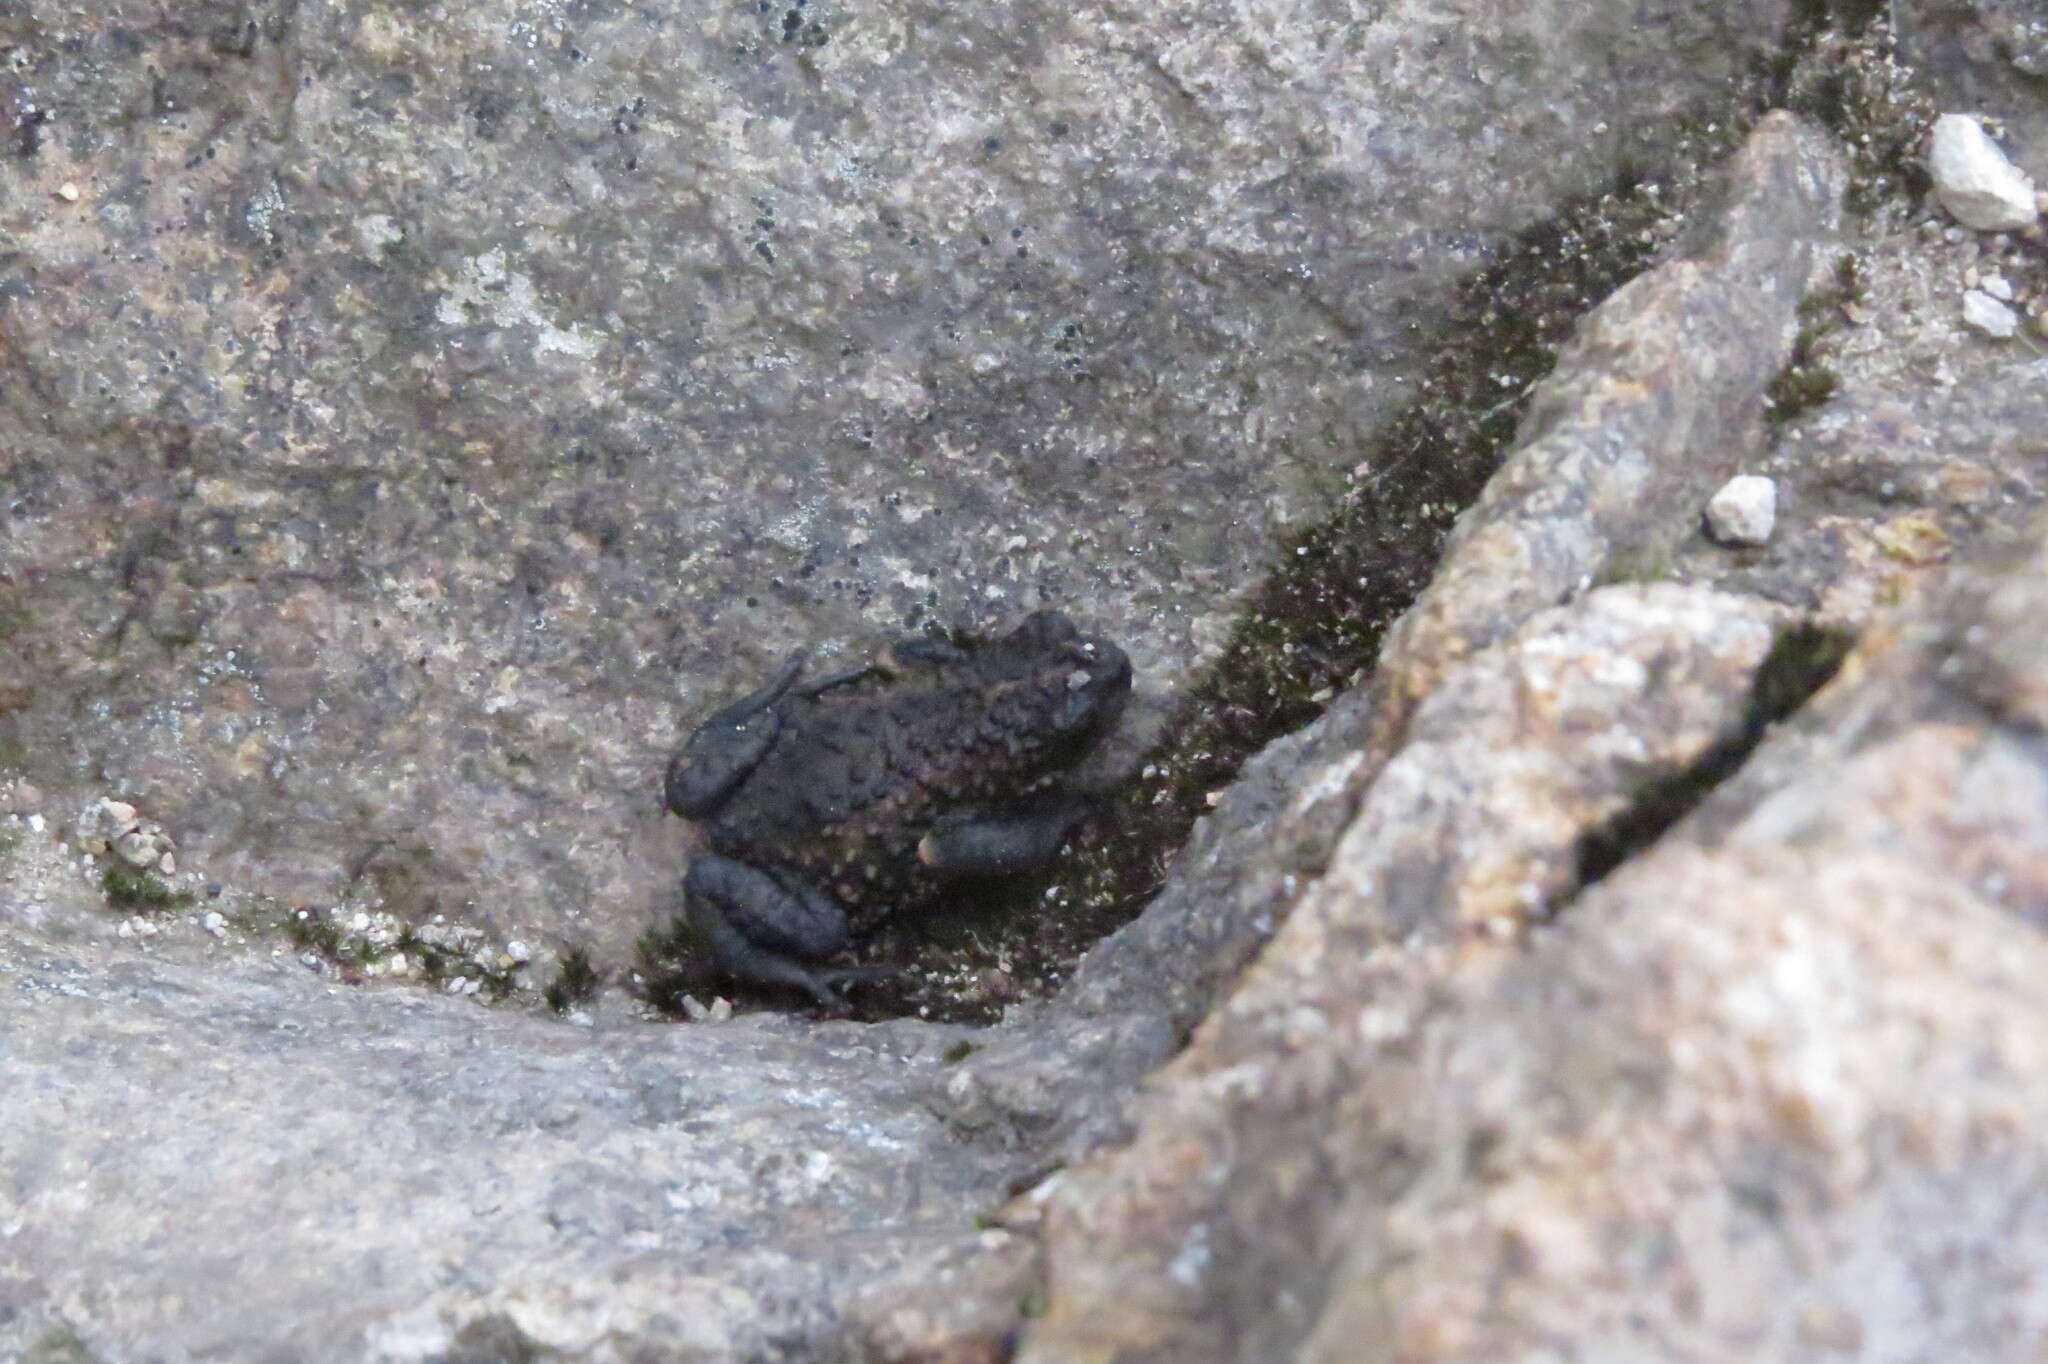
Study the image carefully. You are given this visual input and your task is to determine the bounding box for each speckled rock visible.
[1010,510,2048,1364]
[1899,2,2048,178]
[14,11,2048,1364]
[0,918,1005,1362]
[0,0,1796,960]
[930,110,1845,1151]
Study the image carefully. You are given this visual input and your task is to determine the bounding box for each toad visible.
[664,610,1132,1006]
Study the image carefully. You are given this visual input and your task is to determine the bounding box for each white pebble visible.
[505,939,532,963]
[1705,475,1778,547]
[202,911,226,937]
[1930,114,2039,231]
[158,853,176,875]
[1980,273,2014,302]
[1963,289,2020,338]
[25,813,44,834]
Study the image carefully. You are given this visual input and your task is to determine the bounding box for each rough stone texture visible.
[1678,206,2048,632]
[0,901,1007,1362]
[1899,1,2048,178]
[0,0,1795,959]
[1929,111,2039,229]
[1370,112,1841,719]
[10,11,2048,1364]
[1012,510,2048,1364]
[930,110,1845,1152]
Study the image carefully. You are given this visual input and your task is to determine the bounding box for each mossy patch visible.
[1766,253,1865,428]
[1781,12,1937,215]
[101,864,193,912]
[544,945,602,1013]
[631,914,722,1016]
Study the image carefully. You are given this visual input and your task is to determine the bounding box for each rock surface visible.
[1008,470,2048,1359]
[1900,2,2048,178]
[0,0,1797,960]
[932,108,1845,1153]
[6,9,2048,1364]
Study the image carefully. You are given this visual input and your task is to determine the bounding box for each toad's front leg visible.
[683,853,886,1006]
[916,791,1096,876]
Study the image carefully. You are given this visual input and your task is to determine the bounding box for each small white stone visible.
[25,813,44,834]
[158,852,176,875]
[708,996,733,1022]
[1980,273,2014,301]
[1705,475,1777,547]
[1962,289,2020,338]
[505,939,532,963]
[102,799,138,828]
[55,181,79,202]
[681,994,712,1022]
[202,911,226,937]
[1930,114,2040,231]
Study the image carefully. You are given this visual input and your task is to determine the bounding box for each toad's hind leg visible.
[684,853,877,1006]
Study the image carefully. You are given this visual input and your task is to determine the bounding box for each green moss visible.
[544,945,602,1013]
[942,1038,977,1064]
[1593,545,1679,588]
[631,914,717,1016]
[1765,361,1838,427]
[23,1324,105,1364]
[1765,252,1865,427]
[1781,13,1937,214]
[100,864,192,911]
[1746,621,1857,731]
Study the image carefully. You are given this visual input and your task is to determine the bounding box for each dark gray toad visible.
[664,610,1132,1006]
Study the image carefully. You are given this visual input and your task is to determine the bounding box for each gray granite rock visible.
[1899,2,2048,179]
[0,0,1796,961]
[10,8,2048,1364]
[931,109,1845,1153]
[0,918,1005,1362]
[1011,511,2048,1364]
